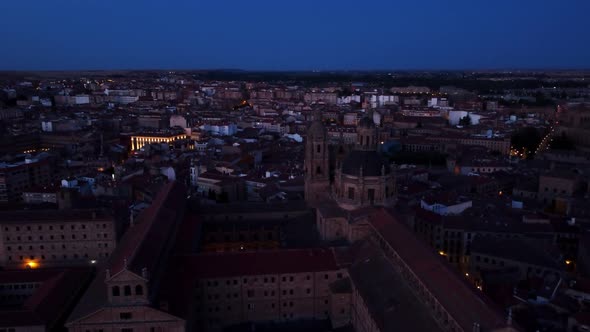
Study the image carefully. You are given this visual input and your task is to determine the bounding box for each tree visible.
[550,132,575,150]
[459,115,472,126]
[511,127,542,159]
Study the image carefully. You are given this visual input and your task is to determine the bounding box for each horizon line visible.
[1,67,590,74]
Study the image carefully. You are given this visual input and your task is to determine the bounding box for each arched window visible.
[135,285,144,295]
[316,144,321,153]
[124,285,131,296]
[112,286,120,296]
[316,166,322,174]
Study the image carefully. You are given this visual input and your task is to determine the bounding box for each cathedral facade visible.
[304,112,397,242]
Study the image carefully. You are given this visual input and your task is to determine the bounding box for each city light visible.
[25,260,38,269]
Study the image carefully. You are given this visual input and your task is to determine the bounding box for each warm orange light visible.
[566,260,572,265]
[438,251,446,256]
[25,261,38,269]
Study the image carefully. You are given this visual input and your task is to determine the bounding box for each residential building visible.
[0,209,117,268]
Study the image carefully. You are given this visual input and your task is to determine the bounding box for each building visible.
[22,186,58,205]
[0,209,117,268]
[304,111,330,205]
[0,156,53,203]
[200,122,238,136]
[130,130,189,151]
[183,249,346,331]
[433,135,511,155]
[469,236,564,284]
[420,192,473,216]
[66,181,187,332]
[363,209,514,332]
[332,117,396,211]
[0,267,93,332]
[538,170,584,204]
[556,105,590,152]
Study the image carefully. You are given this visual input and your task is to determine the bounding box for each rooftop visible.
[369,209,509,332]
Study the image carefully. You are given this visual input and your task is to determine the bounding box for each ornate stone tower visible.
[304,110,330,206]
[356,112,378,151]
[332,113,395,210]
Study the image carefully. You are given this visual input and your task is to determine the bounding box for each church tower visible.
[304,110,330,206]
[355,112,378,151]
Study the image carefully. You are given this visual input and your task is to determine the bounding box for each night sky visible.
[1,0,589,70]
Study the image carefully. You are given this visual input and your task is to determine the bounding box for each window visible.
[120,312,132,320]
[348,187,355,200]
[124,285,131,296]
[112,286,120,296]
[121,329,133,332]
[316,166,322,175]
[135,285,143,295]
[368,188,375,204]
[316,144,321,153]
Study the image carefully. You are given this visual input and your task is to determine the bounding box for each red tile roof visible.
[368,209,509,332]
[0,268,92,328]
[110,180,185,276]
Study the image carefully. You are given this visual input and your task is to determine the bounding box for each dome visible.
[358,116,375,129]
[341,150,391,177]
[307,120,326,138]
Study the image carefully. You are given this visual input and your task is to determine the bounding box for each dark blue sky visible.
[1,0,589,70]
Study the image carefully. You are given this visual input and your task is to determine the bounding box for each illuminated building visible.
[130,130,189,151]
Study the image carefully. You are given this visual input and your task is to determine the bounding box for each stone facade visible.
[304,113,330,206]
[0,209,116,268]
[305,112,396,212]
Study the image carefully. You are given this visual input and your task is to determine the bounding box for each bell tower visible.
[356,112,378,151]
[304,109,330,206]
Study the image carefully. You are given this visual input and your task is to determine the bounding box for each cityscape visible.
[2,1,590,332]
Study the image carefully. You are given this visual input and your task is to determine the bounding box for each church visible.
[304,110,396,243]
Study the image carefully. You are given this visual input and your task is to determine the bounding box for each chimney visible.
[123,258,128,269]
[142,267,149,280]
[105,269,111,280]
[507,308,513,326]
